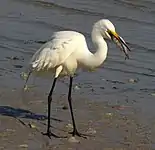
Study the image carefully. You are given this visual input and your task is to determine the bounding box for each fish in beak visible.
[107,30,131,59]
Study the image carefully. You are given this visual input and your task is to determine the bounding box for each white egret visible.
[26,19,131,138]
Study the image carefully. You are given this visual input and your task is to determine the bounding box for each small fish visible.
[113,36,130,60]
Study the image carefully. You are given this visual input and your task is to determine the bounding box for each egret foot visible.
[42,131,59,139]
[69,129,89,139]
[42,130,67,139]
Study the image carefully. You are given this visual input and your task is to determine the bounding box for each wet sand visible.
[0,86,153,150]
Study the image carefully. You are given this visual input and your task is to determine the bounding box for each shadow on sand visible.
[0,105,61,122]
[0,106,67,138]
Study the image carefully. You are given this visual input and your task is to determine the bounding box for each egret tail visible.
[23,71,32,90]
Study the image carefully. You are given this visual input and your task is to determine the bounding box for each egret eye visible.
[105,30,112,39]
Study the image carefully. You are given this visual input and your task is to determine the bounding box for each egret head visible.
[94,19,131,59]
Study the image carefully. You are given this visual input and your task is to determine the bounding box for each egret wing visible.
[30,31,82,71]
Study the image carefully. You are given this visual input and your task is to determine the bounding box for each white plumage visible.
[29,19,130,78]
[27,19,130,138]
[31,32,80,70]
[30,31,87,77]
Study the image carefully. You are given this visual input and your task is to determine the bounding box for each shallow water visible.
[0,0,155,149]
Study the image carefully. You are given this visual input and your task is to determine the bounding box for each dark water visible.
[1,0,155,147]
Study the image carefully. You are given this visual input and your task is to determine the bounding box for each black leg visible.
[68,77,87,138]
[43,78,59,138]
[68,77,76,132]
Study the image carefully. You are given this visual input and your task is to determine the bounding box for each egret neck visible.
[82,28,108,69]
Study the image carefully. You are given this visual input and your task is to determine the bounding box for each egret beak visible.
[108,30,131,59]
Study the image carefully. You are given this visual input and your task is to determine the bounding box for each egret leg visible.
[43,78,59,138]
[68,77,87,138]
